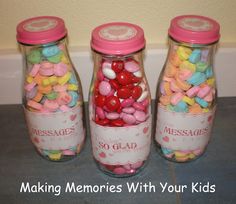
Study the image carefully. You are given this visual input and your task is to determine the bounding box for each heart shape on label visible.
[33,137,39,143]
[208,115,213,123]
[143,127,149,134]
[163,136,169,142]
[99,152,106,158]
[108,28,127,36]
[70,114,77,121]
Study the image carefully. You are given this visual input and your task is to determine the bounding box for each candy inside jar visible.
[90,22,152,177]
[17,16,85,161]
[155,15,220,162]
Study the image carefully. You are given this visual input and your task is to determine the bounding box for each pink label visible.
[178,17,213,31]
[99,25,137,41]
[25,106,84,150]
[23,18,58,32]
[90,117,151,165]
[155,105,215,151]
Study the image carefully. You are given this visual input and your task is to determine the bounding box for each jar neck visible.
[167,37,217,66]
[92,49,145,72]
[20,37,69,56]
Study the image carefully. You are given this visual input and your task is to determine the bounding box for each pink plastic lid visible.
[91,22,145,55]
[17,16,67,45]
[169,15,220,44]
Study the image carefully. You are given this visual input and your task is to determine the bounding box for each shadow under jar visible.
[89,22,152,177]
[17,16,85,161]
[155,15,220,162]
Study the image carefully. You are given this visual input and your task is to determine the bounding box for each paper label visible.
[99,25,137,41]
[24,106,84,150]
[178,17,213,31]
[155,104,215,151]
[23,18,58,32]
[90,117,151,165]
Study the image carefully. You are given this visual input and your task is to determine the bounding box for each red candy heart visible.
[110,119,125,127]
[131,86,142,100]
[117,87,132,99]
[112,60,124,73]
[96,118,110,126]
[116,71,132,85]
[116,106,122,113]
[105,95,121,111]
[109,79,120,90]
[131,76,142,83]
[95,94,106,107]
[125,84,135,89]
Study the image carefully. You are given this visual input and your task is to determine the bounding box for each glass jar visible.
[155,15,220,162]
[16,16,85,161]
[89,22,152,177]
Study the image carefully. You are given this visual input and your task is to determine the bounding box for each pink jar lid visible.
[169,15,220,44]
[17,16,67,45]
[91,22,145,55]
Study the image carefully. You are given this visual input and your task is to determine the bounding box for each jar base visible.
[95,159,148,178]
[155,142,206,163]
[34,143,84,162]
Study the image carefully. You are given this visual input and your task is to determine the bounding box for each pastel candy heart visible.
[195,97,208,108]
[69,73,78,84]
[42,45,60,57]
[177,46,192,60]
[189,49,201,64]
[47,51,63,63]
[171,92,184,105]
[46,91,58,100]
[43,99,59,111]
[54,62,68,76]
[197,85,211,98]
[205,67,213,78]
[161,147,173,155]
[179,61,196,72]
[29,64,40,77]
[57,92,72,105]
[27,50,41,64]
[187,72,206,86]
[196,61,208,72]
[174,101,188,112]
[68,91,79,107]
[26,86,37,99]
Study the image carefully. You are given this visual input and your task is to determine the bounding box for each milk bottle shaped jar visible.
[17,16,85,161]
[155,15,220,162]
[90,22,152,176]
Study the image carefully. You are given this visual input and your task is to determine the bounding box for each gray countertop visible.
[0,98,236,204]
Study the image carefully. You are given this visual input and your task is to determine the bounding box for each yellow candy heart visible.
[26,75,33,83]
[48,152,62,161]
[67,84,78,91]
[58,72,72,85]
[180,61,196,72]
[182,96,195,106]
[177,46,192,60]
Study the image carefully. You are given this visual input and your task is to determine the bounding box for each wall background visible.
[0,0,236,50]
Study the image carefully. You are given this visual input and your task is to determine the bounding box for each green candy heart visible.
[27,50,42,64]
[196,61,208,72]
[49,150,61,154]
[166,104,175,111]
[47,51,63,63]
[46,91,58,100]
